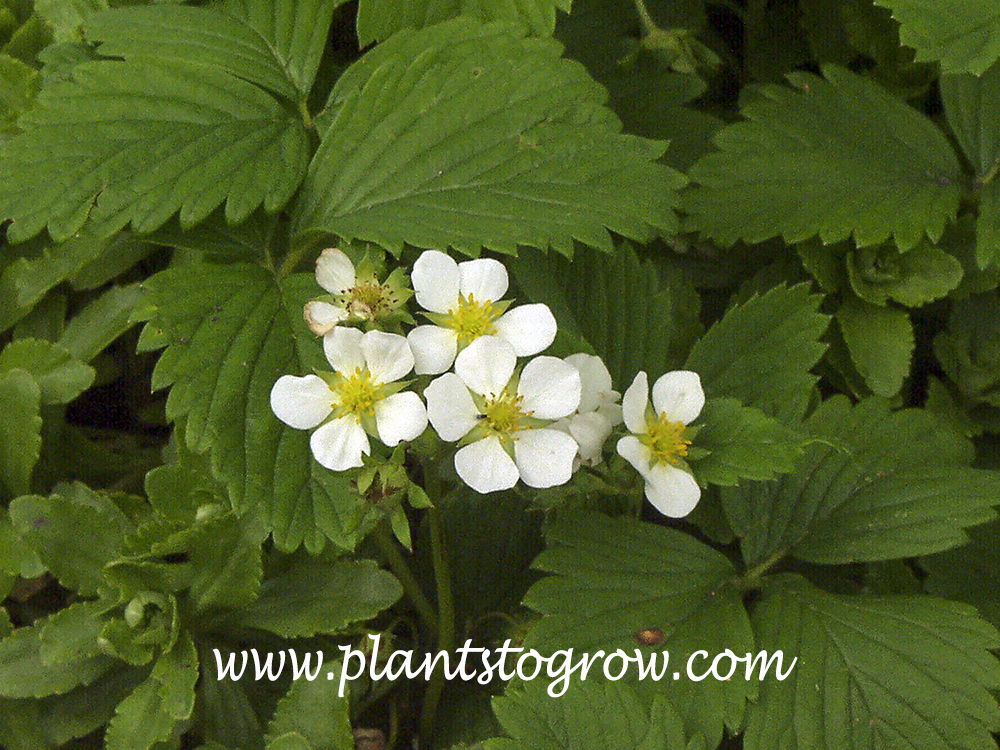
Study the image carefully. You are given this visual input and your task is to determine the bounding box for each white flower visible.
[303,248,408,334]
[424,337,581,493]
[616,370,704,518]
[270,328,427,471]
[406,250,557,375]
[553,354,623,468]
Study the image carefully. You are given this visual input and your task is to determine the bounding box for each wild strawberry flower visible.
[424,337,581,493]
[270,328,427,471]
[406,250,557,375]
[303,248,410,334]
[552,354,623,468]
[616,370,704,518]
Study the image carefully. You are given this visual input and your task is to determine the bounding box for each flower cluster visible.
[270,247,706,517]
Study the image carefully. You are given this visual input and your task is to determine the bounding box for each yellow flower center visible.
[641,413,691,466]
[447,293,499,346]
[479,388,532,444]
[333,367,380,422]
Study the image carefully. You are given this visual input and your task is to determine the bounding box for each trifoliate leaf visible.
[265,661,353,750]
[845,242,963,307]
[684,284,828,423]
[104,631,199,750]
[237,560,401,638]
[357,0,570,45]
[0,29,310,242]
[487,680,686,750]
[684,65,961,251]
[746,574,1000,750]
[873,0,1000,75]
[935,293,1000,406]
[0,339,94,404]
[723,397,998,566]
[0,369,40,499]
[141,264,363,552]
[294,19,684,257]
[523,511,753,746]
[836,295,913,396]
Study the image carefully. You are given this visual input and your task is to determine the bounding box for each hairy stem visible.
[372,523,438,635]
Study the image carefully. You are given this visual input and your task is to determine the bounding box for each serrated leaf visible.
[510,244,701,389]
[238,560,401,637]
[196,649,265,750]
[836,295,914,396]
[723,397,997,566]
[685,65,961,251]
[0,49,309,242]
[684,284,828,423]
[357,0,571,46]
[0,338,94,404]
[0,53,39,132]
[33,0,107,43]
[187,513,262,612]
[294,19,684,256]
[0,369,41,499]
[746,574,1000,750]
[0,510,42,578]
[522,512,753,745]
[56,283,143,362]
[39,601,105,668]
[873,0,1000,75]
[935,293,1000,405]
[845,242,963,307]
[487,680,685,750]
[265,660,353,750]
[142,264,363,552]
[104,631,199,750]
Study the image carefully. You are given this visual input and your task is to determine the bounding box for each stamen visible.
[446,293,500,345]
[641,413,691,466]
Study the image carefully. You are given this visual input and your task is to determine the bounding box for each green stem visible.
[372,523,438,635]
[419,504,455,743]
[735,550,785,591]
[631,0,659,36]
[981,158,1000,188]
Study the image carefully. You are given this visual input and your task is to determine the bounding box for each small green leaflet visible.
[873,0,1000,75]
[836,296,914,397]
[684,65,961,251]
[487,680,687,750]
[294,19,685,256]
[746,574,1000,750]
[356,0,571,45]
[522,511,753,746]
[723,397,998,566]
[0,339,93,404]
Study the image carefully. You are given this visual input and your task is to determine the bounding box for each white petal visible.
[425,373,479,441]
[315,248,355,295]
[567,412,613,465]
[303,301,348,336]
[412,250,460,313]
[457,257,508,302]
[652,370,705,425]
[494,304,557,357]
[621,372,649,434]
[374,391,428,446]
[518,356,581,419]
[599,401,624,426]
[565,353,615,413]
[310,417,369,471]
[455,437,519,493]
[407,325,459,375]
[514,428,578,488]
[454,336,516,398]
[323,326,365,375]
[270,375,333,429]
[616,435,654,479]
[361,330,414,384]
[643,463,702,518]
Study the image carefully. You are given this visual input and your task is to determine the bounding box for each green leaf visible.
[746,574,1000,750]
[0,339,94,404]
[685,65,962,251]
[510,244,701,389]
[0,509,43,579]
[523,511,753,745]
[265,661,353,750]
[39,601,105,668]
[56,283,143,363]
[723,397,997,566]
[975,180,1000,269]
[0,53,40,132]
[684,284,829,423]
[294,19,684,256]
[142,264,362,552]
[487,680,686,750]
[923,518,1000,631]
[873,0,1000,74]
[10,484,133,595]
[845,242,963,307]
[357,0,571,45]
[836,295,914,396]
[238,560,402,638]
[32,0,107,43]
[196,649,265,750]
[935,293,1000,406]
[0,33,310,242]
[0,369,41,499]
[104,631,199,750]
[186,513,262,612]
[692,398,806,486]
